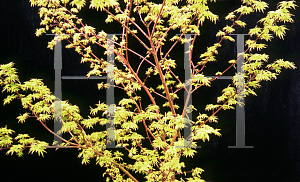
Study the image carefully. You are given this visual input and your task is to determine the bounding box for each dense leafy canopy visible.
[0,0,297,181]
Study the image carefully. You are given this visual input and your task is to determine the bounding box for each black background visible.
[0,0,299,181]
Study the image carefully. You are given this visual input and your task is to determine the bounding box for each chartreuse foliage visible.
[0,0,297,181]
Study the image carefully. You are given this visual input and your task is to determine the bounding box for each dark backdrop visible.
[0,0,299,181]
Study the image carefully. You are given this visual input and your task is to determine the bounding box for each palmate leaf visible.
[182,147,197,158]
[38,113,52,122]
[15,134,30,140]
[234,20,246,28]
[3,94,18,105]
[205,104,220,111]
[251,1,269,12]
[70,0,86,10]
[0,126,14,135]
[28,141,49,157]
[16,112,30,124]
[90,0,119,12]
[6,144,24,157]
[0,135,13,147]
[225,12,235,20]
[234,5,254,15]
[81,116,100,129]
[278,1,297,9]
[270,25,288,39]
